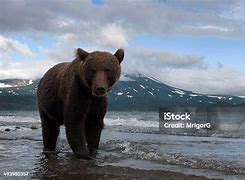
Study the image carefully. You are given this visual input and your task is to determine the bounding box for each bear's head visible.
[76,48,124,97]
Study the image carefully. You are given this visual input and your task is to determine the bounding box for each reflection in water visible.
[32,152,100,179]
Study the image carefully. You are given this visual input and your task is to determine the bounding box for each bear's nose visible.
[95,86,106,95]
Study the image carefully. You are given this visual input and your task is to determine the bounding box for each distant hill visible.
[0,75,245,111]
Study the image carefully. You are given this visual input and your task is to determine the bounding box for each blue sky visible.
[0,0,245,95]
[92,0,104,5]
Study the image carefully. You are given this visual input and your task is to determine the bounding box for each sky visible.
[0,0,245,95]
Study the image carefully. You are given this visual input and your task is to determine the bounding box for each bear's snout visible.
[94,86,107,96]
[92,70,109,97]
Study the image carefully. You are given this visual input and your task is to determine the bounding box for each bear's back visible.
[37,62,71,118]
[38,62,70,94]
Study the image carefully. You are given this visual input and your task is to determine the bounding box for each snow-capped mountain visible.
[0,75,245,111]
[0,79,38,96]
[109,75,245,110]
[0,79,34,88]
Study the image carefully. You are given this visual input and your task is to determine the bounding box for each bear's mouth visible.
[92,92,107,97]
[92,86,108,97]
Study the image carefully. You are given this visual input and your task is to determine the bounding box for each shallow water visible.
[0,111,244,179]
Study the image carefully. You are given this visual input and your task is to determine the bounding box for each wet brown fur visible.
[37,48,124,159]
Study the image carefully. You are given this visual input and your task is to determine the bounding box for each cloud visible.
[40,33,78,62]
[0,0,76,34]
[0,35,34,57]
[97,24,128,48]
[156,67,245,96]
[132,48,205,68]
[1,0,245,39]
[0,60,56,79]
[121,48,206,76]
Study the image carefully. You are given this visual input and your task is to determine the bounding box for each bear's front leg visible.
[64,105,91,159]
[86,120,104,157]
[86,97,107,157]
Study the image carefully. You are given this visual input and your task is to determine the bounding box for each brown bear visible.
[37,48,124,159]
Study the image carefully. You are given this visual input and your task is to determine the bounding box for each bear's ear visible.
[114,49,124,64]
[76,48,89,61]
